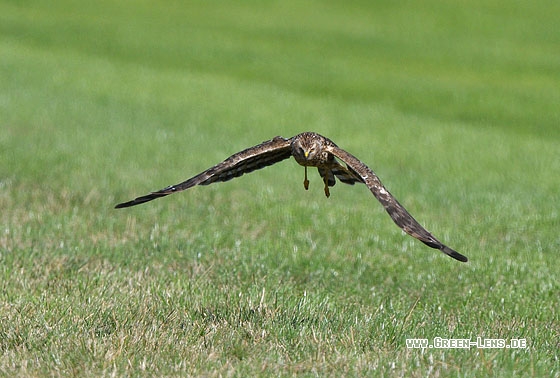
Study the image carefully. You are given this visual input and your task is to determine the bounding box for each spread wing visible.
[115,136,293,208]
[326,144,468,262]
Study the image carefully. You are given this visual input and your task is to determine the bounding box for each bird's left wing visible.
[115,136,293,208]
[326,144,467,262]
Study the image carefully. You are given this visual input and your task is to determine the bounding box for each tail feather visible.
[317,167,336,186]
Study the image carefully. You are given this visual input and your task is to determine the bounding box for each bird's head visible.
[291,133,323,164]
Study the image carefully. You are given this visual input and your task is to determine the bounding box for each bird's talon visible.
[323,181,330,197]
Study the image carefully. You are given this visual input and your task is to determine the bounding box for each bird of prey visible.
[116,132,467,262]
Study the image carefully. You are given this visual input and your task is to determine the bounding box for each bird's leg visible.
[323,176,330,198]
[303,166,309,190]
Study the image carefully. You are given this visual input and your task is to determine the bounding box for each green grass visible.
[1,0,559,376]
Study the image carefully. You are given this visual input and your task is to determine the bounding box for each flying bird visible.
[116,132,467,262]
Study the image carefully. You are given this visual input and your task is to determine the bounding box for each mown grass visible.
[1,0,559,376]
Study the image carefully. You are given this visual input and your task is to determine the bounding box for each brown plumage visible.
[116,132,467,262]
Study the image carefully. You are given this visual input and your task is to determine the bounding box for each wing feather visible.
[331,161,363,185]
[327,145,467,262]
[115,136,292,208]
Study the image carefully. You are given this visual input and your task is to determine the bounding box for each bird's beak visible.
[304,150,309,159]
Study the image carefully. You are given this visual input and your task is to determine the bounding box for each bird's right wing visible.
[115,136,293,208]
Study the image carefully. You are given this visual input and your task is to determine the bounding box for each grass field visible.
[1,0,559,376]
